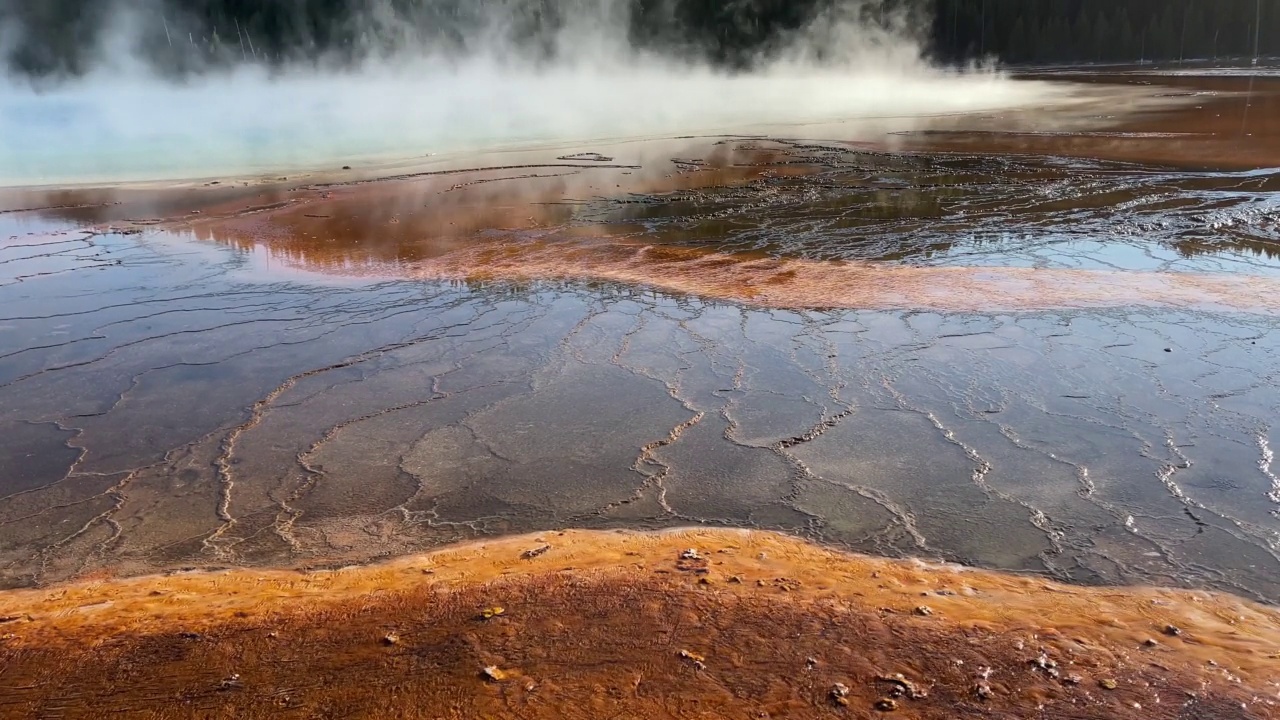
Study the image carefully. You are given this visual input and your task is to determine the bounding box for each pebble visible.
[677,648,706,670]
[878,673,928,699]
[521,545,551,559]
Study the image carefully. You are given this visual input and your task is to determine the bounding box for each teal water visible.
[0,65,1075,186]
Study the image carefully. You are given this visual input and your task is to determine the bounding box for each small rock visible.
[913,605,933,617]
[521,545,551,559]
[1064,673,1083,685]
[479,606,505,620]
[729,575,743,584]
[874,698,898,712]
[677,549,710,573]
[830,682,850,706]
[481,666,508,683]
[1032,652,1056,669]
[1143,638,1159,647]
[382,632,400,646]
[1164,348,1172,353]
[1099,678,1118,690]
[1163,624,1182,637]
[678,648,706,669]
[974,682,994,700]
[342,165,352,170]
[217,673,243,691]
[877,673,928,699]
[806,657,819,670]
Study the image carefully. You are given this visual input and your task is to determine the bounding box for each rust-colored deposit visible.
[196,192,1280,314]
[403,239,1280,314]
[897,74,1280,170]
[0,529,1276,718]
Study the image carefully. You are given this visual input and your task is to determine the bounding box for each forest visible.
[1,0,1275,78]
[933,0,1275,64]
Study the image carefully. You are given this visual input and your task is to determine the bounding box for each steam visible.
[0,0,1072,186]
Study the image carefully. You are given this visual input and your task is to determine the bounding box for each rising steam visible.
[0,0,1072,186]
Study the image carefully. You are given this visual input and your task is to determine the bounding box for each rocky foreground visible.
[0,528,1276,718]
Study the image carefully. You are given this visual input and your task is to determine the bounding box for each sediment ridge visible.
[406,238,1280,314]
[1,529,1276,718]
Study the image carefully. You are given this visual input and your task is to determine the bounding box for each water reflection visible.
[158,73,1280,283]
[1,69,1278,607]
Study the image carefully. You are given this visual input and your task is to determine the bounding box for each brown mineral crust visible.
[0,529,1276,718]
[401,237,1280,314]
[902,74,1280,171]
[180,141,817,270]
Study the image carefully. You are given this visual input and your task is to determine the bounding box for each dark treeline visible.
[0,0,865,78]
[933,0,1277,65]
[0,0,1276,80]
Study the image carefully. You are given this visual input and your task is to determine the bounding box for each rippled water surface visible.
[1,69,1278,603]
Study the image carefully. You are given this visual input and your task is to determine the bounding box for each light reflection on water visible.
[2,215,1279,601]
[0,69,1278,605]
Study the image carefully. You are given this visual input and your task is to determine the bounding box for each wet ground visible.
[0,69,1279,612]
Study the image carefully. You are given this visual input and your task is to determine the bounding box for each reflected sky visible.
[1,68,1278,603]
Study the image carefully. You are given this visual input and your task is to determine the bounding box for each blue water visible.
[0,65,1071,187]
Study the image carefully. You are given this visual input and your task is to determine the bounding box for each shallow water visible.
[0,70,1278,607]
[0,63,1080,186]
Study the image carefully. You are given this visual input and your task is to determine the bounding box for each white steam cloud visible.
[0,0,1074,187]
